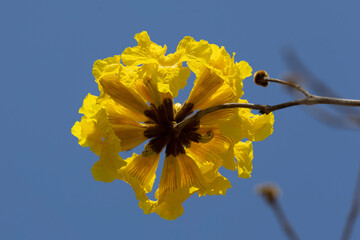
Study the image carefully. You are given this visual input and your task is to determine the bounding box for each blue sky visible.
[1,0,360,239]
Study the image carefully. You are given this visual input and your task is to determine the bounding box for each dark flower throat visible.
[143,98,201,157]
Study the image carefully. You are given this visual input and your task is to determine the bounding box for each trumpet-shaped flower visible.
[72,31,274,220]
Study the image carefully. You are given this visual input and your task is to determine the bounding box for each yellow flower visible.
[72,32,274,220]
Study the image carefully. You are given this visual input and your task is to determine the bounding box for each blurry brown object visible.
[341,165,360,240]
[257,183,300,240]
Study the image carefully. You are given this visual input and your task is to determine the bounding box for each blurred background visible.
[1,0,360,239]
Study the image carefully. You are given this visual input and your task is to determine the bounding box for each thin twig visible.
[175,76,360,130]
[341,164,360,240]
[176,96,360,130]
[264,77,311,97]
[271,200,300,240]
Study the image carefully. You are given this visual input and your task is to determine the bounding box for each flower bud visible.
[254,70,269,87]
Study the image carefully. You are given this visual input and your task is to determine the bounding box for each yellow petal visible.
[105,102,147,151]
[251,112,275,141]
[186,131,233,195]
[186,130,230,169]
[200,109,235,126]
[186,65,224,110]
[78,94,102,117]
[189,128,236,171]
[220,142,236,171]
[119,153,160,193]
[237,61,253,80]
[100,75,150,116]
[156,65,191,97]
[91,143,125,182]
[158,154,206,200]
[92,55,121,81]
[154,153,220,220]
[72,118,104,155]
[72,94,121,156]
[197,164,232,196]
[176,36,212,63]
[177,154,207,191]
[92,56,121,94]
[196,83,238,110]
[121,31,167,66]
[234,141,254,178]
[155,187,191,220]
[219,99,275,142]
[133,76,162,107]
[110,125,147,151]
[117,64,143,87]
[234,61,253,97]
[202,44,253,98]
[158,155,181,198]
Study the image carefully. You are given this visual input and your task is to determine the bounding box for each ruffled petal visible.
[187,44,252,100]
[91,142,125,182]
[251,113,275,141]
[121,31,167,66]
[176,36,212,63]
[154,188,192,220]
[92,56,121,94]
[219,99,275,142]
[72,94,121,156]
[155,65,191,97]
[197,165,232,196]
[92,55,121,81]
[72,94,125,182]
[78,94,103,117]
[234,141,254,178]
[117,64,143,87]
[72,118,103,155]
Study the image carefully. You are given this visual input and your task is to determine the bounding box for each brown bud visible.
[257,183,281,204]
[254,70,269,87]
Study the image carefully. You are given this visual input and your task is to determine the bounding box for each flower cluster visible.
[72,31,274,220]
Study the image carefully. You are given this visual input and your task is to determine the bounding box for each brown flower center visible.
[143,98,203,156]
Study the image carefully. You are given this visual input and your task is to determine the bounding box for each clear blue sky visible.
[1,0,360,239]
